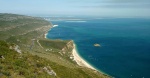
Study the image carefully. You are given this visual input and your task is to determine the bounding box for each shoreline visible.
[44,25,110,77]
[44,24,96,70]
[44,24,58,39]
[72,44,96,70]
[44,31,96,70]
[72,44,110,77]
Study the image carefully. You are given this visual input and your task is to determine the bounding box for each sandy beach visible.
[44,26,96,71]
[72,44,96,70]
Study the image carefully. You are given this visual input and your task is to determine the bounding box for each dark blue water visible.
[47,18,150,78]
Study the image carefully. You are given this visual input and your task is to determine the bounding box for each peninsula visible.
[0,13,110,78]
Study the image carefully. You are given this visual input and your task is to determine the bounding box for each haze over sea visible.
[46,17,150,78]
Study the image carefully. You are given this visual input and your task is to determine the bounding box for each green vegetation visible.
[0,13,51,40]
[0,13,110,78]
[0,41,108,78]
[39,39,69,50]
[0,40,56,78]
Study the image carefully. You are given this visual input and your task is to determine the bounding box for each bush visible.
[19,71,25,75]
[14,59,24,67]
[2,71,11,76]
[36,63,44,68]
[0,66,2,69]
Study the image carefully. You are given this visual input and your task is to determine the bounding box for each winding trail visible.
[37,40,44,49]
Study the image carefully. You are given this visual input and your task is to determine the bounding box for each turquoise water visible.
[47,18,150,78]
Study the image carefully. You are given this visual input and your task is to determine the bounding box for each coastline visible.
[44,24,96,70]
[44,24,58,39]
[72,44,110,77]
[45,31,96,70]
[72,44,96,70]
[44,24,110,77]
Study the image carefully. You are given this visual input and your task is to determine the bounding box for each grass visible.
[0,13,110,78]
[0,40,109,78]
[0,13,51,40]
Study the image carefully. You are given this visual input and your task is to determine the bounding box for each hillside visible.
[0,13,110,78]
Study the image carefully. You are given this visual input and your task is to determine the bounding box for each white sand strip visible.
[72,44,96,70]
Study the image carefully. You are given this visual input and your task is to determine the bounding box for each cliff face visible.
[61,40,74,56]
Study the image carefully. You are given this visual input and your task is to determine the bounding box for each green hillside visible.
[0,13,110,78]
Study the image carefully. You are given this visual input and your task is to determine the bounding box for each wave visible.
[53,25,58,27]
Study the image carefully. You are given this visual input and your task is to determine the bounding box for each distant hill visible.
[0,13,109,78]
[0,13,51,40]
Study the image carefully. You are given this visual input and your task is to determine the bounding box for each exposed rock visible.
[0,55,5,59]
[46,49,52,52]
[43,66,56,76]
[9,44,22,53]
[14,45,21,53]
[70,56,73,59]
[94,44,101,47]
[61,40,74,56]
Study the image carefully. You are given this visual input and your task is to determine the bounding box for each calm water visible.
[47,18,150,78]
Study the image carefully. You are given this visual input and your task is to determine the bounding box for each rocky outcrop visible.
[94,43,101,47]
[9,44,22,53]
[61,40,74,56]
[43,66,56,76]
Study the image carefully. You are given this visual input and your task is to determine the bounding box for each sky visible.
[0,0,150,17]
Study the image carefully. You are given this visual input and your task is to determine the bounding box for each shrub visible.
[36,63,44,68]
[2,71,11,76]
[14,59,24,67]
[0,66,2,69]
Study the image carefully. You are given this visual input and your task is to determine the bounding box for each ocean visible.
[46,17,150,78]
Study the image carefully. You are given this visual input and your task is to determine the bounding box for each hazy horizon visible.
[0,0,150,17]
